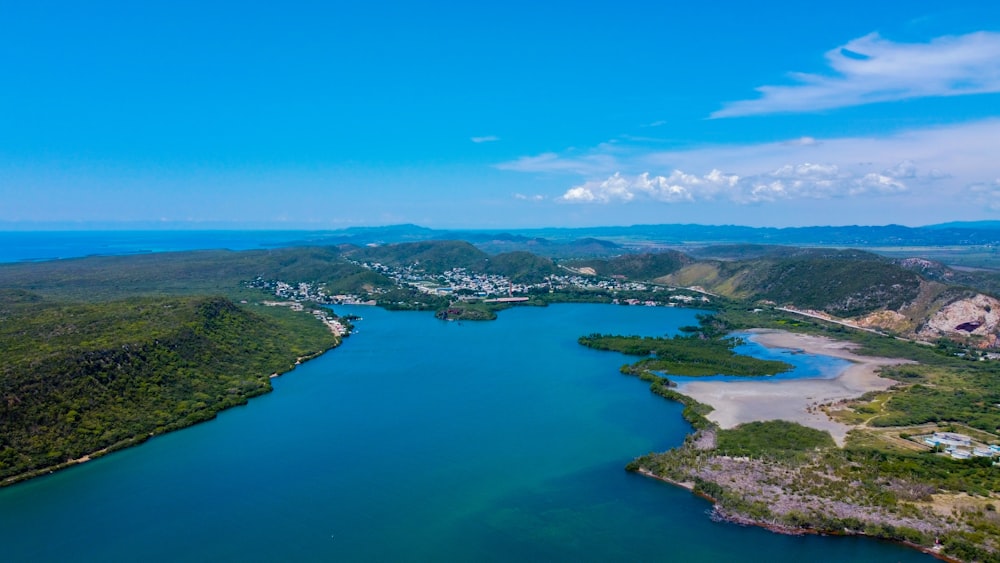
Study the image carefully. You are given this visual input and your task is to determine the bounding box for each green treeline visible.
[866,365,1000,433]
[715,420,836,460]
[578,333,792,377]
[566,250,692,280]
[0,294,335,483]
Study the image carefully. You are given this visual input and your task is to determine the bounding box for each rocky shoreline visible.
[635,454,958,562]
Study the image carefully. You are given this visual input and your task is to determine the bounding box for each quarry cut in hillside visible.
[918,293,1000,342]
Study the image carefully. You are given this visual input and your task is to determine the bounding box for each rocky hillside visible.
[655,248,1000,343]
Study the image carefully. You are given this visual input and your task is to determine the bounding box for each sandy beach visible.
[674,329,913,445]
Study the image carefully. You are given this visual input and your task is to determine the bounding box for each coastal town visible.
[244,260,712,311]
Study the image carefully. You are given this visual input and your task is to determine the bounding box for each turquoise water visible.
[668,331,853,384]
[0,303,931,561]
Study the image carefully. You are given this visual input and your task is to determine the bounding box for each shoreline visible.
[636,328,963,560]
[673,328,913,445]
[634,460,955,562]
[1,341,338,489]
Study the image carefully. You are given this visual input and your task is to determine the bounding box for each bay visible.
[0,303,931,562]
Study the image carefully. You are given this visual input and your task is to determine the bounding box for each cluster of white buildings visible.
[246,260,714,312]
[248,278,335,304]
[355,261,712,306]
[922,432,1000,460]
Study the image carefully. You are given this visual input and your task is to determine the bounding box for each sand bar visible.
[674,329,913,445]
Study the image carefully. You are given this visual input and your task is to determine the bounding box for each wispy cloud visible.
[970,178,1000,210]
[713,32,1000,118]
[471,135,500,143]
[496,150,622,176]
[500,119,1000,209]
[513,193,545,202]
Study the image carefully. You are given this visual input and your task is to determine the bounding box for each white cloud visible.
[513,193,545,201]
[970,178,1000,210]
[884,159,917,179]
[496,150,621,176]
[471,135,500,143]
[562,170,736,203]
[500,119,1000,216]
[560,163,907,205]
[713,32,1000,117]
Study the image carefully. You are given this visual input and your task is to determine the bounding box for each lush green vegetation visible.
[632,420,1000,560]
[733,250,922,316]
[435,303,500,321]
[375,287,450,311]
[343,240,490,273]
[614,302,1000,561]
[0,246,391,302]
[839,445,1000,497]
[566,250,691,280]
[648,378,715,429]
[716,421,836,460]
[527,286,614,304]
[0,294,335,483]
[485,251,558,282]
[665,249,925,317]
[8,234,1000,559]
[859,364,1000,433]
[0,246,372,485]
[578,333,792,377]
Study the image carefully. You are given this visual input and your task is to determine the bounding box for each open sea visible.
[0,232,933,561]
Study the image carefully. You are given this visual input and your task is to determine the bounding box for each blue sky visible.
[3,1,1000,229]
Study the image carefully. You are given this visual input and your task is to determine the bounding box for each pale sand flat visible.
[674,329,913,446]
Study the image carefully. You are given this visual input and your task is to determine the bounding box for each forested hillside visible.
[0,246,392,301]
[0,293,335,483]
[486,251,558,282]
[342,240,490,273]
[662,249,924,317]
[567,250,692,280]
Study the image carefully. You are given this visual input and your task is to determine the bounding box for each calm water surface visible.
[0,303,932,561]
[0,231,332,263]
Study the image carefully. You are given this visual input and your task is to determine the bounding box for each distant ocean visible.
[0,230,330,263]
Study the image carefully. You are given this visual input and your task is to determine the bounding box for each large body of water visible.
[0,230,331,263]
[0,299,931,561]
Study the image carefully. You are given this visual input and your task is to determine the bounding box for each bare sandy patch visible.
[674,329,913,446]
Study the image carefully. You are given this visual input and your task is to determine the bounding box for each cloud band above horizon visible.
[713,32,1000,118]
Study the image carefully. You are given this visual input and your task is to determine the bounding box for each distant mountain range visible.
[280,223,1000,255]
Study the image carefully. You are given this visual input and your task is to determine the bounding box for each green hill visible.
[568,250,692,280]
[343,240,490,273]
[486,251,558,282]
[0,246,388,485]
[0,294,334,483]
[0,246,392,301]
[664,249,923,317]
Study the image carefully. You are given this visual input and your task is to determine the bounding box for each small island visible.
[435,303,499,321]
[577,332,792,377]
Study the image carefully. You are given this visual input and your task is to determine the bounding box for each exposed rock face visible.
[855,310,909,333]
[918,294,1000,339]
